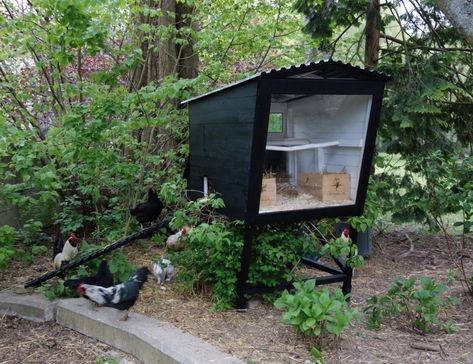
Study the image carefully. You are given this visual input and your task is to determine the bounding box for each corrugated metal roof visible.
[182,59,392,104]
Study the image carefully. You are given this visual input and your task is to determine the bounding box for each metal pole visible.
[24,219,171,289]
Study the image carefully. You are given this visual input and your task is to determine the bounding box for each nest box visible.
[183,60,391,224]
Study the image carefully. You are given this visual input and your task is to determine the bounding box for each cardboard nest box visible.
[298,172,350,202]
[260,177,277,207]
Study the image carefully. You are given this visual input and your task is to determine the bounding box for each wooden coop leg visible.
[236,224,255,309]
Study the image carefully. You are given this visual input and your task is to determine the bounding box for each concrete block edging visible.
[0,292,243,364]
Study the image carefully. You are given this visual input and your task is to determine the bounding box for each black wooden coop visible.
[183,60,391,308]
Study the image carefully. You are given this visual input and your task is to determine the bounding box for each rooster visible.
[340,227,358,259]
[64,260,113,289]
[76,267,149,321]
[166,226,190,251]
[130,187,164,227]
[341,228,350,242]
[152,258,174,285]
[53,234,79,269]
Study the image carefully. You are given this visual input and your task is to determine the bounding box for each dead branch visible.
[410,341,441,353]
[395,233,415,261]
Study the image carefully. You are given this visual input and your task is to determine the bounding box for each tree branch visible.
[380,33,473,52]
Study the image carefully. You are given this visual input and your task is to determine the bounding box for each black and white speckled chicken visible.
[76,267,149,320]
[64,260,114,289]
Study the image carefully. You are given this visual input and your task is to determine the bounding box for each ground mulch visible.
[1,223,472,363]
[0,315,139,364]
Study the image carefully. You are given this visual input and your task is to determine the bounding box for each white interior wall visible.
[284,94,372,199]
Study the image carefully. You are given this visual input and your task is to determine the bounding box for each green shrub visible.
[170,199,312,309]
[274,279,358,336]
[320,234,364,269]
[170,220,243,310]
[0,225,16,270]
[365,276,458,333]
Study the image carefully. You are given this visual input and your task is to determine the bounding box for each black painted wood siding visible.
[188,80,258,219]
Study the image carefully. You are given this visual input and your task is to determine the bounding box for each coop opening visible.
[259,93,373,213]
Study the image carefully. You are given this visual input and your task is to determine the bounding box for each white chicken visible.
[53,234,79,269]
[165,226,190,251]
[340,227,358,258]
[341,228,350,242]
[152,258,174,285]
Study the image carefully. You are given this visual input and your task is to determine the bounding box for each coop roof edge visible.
[182,59,392,104]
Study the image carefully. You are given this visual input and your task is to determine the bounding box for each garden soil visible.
[1,223,472,364]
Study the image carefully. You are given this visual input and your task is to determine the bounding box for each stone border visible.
[0,292,243,364]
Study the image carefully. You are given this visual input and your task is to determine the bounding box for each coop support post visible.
[236,224,255,309]
[342,228,357,297]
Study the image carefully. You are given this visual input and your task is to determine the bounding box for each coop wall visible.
[288,94,372,200]
[187,80,258,219]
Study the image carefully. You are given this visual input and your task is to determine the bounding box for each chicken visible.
[64,260,113,289]
[76,267,149,321]
[152,258,174,285]
[340,227,358,258]
[130,187,164,226]
[341,228,350,242]
[165,226,190,251]
[53,234,79,269]
[52,235,64,261]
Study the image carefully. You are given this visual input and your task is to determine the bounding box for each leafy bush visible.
[170,220,243,309]
[320,235,364,269]
[365,276,458,333]
[248,225,312,288]
[0,225,16,270]
[169,198,313,309]
[274,279,358,336]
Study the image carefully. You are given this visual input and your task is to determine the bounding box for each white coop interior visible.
[259,94,373,213]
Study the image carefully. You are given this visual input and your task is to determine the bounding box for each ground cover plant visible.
[365,275,458,333]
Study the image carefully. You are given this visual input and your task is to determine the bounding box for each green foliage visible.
[20,220,47,244]
[170,198,312,309]
[77,240,134,283]
[31,245,48,255]
[36,280,68,301]
[320,235,364,269]
[248,226,312,288]
[293,0,472,253]
[96,356,119,364]
[310,345,325,364]
[365,276,458,333]
[294,0,368,49]
[274,279,358,337]
[195,0,312,84]
[170,220,243,310]
[0,225,17,270]
[0,0,198,267]
[374,152,473,229]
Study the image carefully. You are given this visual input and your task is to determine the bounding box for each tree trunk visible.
[364,0,380,69]
[157,0,177,80]
[176,2,199,79]
[432,0,473,46]
[130,0,199,136]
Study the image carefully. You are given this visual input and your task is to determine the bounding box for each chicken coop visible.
[183,60,391,307]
